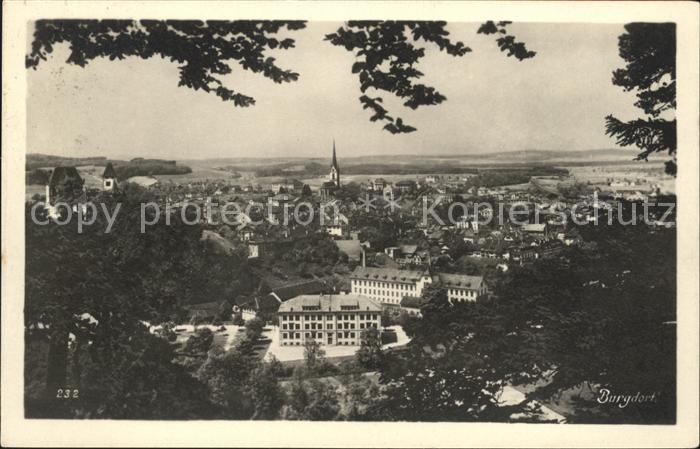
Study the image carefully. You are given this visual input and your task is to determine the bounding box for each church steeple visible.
[329,139,340,187]
[102,162,116,191]
[332,140,338,167]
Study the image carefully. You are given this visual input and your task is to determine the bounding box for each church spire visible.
[331,139,338,168]
[329,139,340,187]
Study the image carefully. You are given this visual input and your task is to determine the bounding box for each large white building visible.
[349,267,431,306]
[278,293,381,346]
[435,272,488,302]
[350,266,487,306]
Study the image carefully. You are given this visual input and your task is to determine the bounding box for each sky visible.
[26,21,641,160]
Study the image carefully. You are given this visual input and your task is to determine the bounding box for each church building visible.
[102,162,117,191]
[320,140,341,199]
[329,140,340,188]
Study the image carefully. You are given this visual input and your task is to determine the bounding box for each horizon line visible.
[27,147,639,162]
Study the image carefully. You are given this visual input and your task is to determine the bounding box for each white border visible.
[2,1,698,447]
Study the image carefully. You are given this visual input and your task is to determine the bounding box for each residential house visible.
[521,223,549,240]
[395,180,417,195]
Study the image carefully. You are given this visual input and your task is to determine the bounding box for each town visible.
[34,142,675,332]
[24,141,677,422]
[19,17,680,427]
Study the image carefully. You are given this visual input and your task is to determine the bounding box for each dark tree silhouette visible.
[356,327,383,369]
[326,20,535,133]
[23,186,251,418]
[26,20,307,107]
[27,19,534,134]
[476,20,537,60]
[605,23,677,175]
[373,224,676,423]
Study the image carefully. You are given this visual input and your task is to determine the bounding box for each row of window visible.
[354,287,418,298]
[336,314,378,321]
[282,322,378,331]
[447,289,478,298]
[282,331,358,339]
[280,313,379,321]
[281,341,358,346]
[352,280,417,291]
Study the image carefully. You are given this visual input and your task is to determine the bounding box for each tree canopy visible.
[372,223,676,423]
[605,23,677,175]
[27,19,534,134]
[27,20,306,107]
[24,185,251,416]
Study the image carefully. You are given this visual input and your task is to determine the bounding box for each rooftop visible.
[399,244,418,255]
[521,223,547,232]
[271,193,294,201]
[435,273,484,290]
[278,294,382,313]
[102,162,117,179]
[48,166,83,188]
[125,175,159,187]
[268,279,327,302]
[350,266,426,283]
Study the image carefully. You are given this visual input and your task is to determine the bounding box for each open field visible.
[25,152,675,198]
[564,161,675,194]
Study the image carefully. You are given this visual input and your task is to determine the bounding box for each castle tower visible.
[329,140,340,188]
[102,162,116,191]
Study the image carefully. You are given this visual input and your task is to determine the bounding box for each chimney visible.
[361,247,366,267]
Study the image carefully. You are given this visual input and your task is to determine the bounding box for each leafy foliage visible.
[26,153,122,170]
[356,328,384,369]
[373,223,676,423]
[326,20,534,133]
[194,332,287,420]
[476,21,537,60]
[24,185,251,417]
[26,168,51,185]
[28,19,534,133]
[244,316,265,343]
[605,23,677,174]
[278,233,341,266]
[195,346,257,418]
[248,362,286,419]
[183,327,214,356]
[325,21,466,133]
[282,368,341,420]
[303,339,326,372]
[113,159,192,180]
[27,19,306,107]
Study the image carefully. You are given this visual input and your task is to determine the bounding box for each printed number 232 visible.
[56,388,79,399]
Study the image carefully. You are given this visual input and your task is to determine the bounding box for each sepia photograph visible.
[2,1,699,447]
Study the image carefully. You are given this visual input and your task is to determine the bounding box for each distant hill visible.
[179,148,663,178]
[180,148,661,168]
[26,154,127,170]
[467,148,663,163]
[26,153,192,183]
